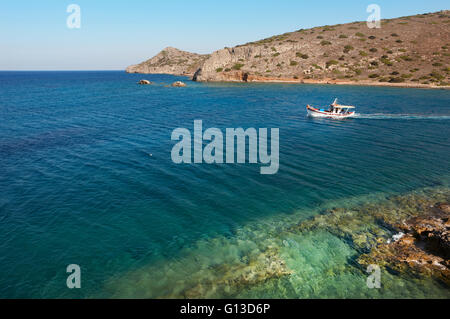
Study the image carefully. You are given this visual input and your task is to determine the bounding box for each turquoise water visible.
[0,71,449,298]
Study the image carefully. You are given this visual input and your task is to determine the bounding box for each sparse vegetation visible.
[430,71,445,80]
[321,40,332,46]
[312,64,323,70]
[232,63,244,70]
[343,45,354,53]
[326,60,339,68]
[381,57,394,66]
[215,68,223,73]
[400,55,413,61]
[296,52,309,59]
[389,77,406,83]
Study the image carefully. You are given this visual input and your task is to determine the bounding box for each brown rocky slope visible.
[127,11,450,87]
[126,47,209,76]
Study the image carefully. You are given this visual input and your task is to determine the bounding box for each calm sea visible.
[0,71,449,298]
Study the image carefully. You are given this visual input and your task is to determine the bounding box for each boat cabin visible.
[329,104,355,114]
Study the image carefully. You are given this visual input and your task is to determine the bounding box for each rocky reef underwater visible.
[100,186,450,298]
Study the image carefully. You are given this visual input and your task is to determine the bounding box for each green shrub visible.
[326,60,339,68]
[430,71,444,80]
[369,48,378,53]
[224,68,231,72]
[368,36,376,40]
[321,40,332,46]
[272,52,280,57]
[317,36,324,39]
[369,73,380,78]
[381,57,393,66]
[432,62,443,67]
[215,68,223,72]
[391,33,399,37]
[290,60,298,66]
[343,45,354,53]
[396,40,403,43]
[400,55,413,61]
[232,63,244,70]
[254,55,262,58]
[355,32,365,37]
[296,52,309,59]
[389,77,405,83]
[359,51,368,57]
[339,34,348,38]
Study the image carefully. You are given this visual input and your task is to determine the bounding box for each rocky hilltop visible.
[128,11,450,87]
[126,47,209,76]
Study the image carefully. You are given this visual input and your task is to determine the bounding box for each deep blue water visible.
[0,71,449,298]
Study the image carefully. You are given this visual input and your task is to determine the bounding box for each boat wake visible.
[355,113,450,120]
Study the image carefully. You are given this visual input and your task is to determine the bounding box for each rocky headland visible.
[126,46,209,76]
[127,11,450,88]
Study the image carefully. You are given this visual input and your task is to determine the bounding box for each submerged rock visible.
[165,246,292,298]
[358,203,450,286]
[171,81,186,87]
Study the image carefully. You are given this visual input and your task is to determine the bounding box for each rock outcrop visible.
[171,81,186,87]
[137,79,151,85]
[358,202,450,285]
[126,47,209,76]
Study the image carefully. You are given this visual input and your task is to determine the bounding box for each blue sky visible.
[1,0,448,70]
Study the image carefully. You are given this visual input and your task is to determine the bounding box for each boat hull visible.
[306,105,356,119]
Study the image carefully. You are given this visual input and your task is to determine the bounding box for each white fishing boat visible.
[307,99,356,119]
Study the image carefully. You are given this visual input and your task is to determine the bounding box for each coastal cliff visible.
[128,11,450,87]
